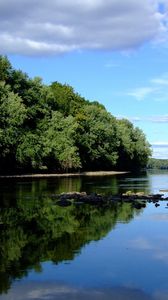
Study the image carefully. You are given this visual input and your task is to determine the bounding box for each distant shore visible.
[0,171,128,179]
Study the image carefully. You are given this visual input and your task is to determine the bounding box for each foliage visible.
[0,190,140,294]
[0,82,27,171]
[147,158,168,169]
[116,119,151,170]
[0,55,151,173]
[41,111,81,171]
[75,104,119,170]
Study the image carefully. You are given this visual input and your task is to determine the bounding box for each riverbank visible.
[0,171,128,179]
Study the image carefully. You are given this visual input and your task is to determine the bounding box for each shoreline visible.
[0,171,128,179]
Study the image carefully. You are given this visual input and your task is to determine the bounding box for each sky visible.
[1,0,168,159]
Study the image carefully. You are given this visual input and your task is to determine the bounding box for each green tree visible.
[41,111,81,171]
[0,55,12,82]
[50,81,86,116]
[0,82,27,170]
[16,131,44,170]
[76,104,119,170]
[117,119,151,170]
[0,55,152,173]
[147,158,168,169]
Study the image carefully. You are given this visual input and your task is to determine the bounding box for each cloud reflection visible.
[129,237,153,250]
[0,282,155,300]
[129,235,168,265]
[149,213,168,221]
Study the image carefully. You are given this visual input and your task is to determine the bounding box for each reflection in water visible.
[0,282,155,300]
[0,171,159,206]
[0,190,141,295]
[0,172,168,299]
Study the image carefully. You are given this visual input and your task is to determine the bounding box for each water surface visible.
[0,171,168,299]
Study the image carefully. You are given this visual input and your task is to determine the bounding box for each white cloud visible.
[104,61,120,68]
[152,141,168,145]
[151,78,168,85]
[127,87,156,100]
[151,73,168,85]
[116,114,168,123]
[128,116,142,122]
[148,115,168,122]
[0,0,167,55]
[127,72,168,102]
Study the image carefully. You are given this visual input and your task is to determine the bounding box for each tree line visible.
[147,158,168,169]
[0,55,151,173]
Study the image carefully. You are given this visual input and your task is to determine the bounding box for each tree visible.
[76,104,119,170]
[0,82,27,170]
[41,111,81,171]
[50,81,86,116]
[0,55,152,173]
[131,126,152,168]
[117,119,151,170]
[0,55,12,82]
[16,131,44,170]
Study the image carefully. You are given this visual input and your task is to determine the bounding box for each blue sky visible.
[1,0,168,159]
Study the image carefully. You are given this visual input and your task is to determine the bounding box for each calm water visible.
[0,170,168,300]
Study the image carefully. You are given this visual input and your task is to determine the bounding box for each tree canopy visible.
[147,158,168,169]
[0,56,151,173]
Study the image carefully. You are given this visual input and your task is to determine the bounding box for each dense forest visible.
[147,158,168,169]
[0,55,151,174]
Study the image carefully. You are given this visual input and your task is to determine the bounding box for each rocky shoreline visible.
[52,191,168,209]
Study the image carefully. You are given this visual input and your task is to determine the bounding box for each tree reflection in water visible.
[0,193,143,294]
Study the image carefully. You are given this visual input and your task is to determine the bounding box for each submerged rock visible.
[57,199,72,207]
[54,191,166,207]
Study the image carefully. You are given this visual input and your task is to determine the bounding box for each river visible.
[0,170,168,299]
